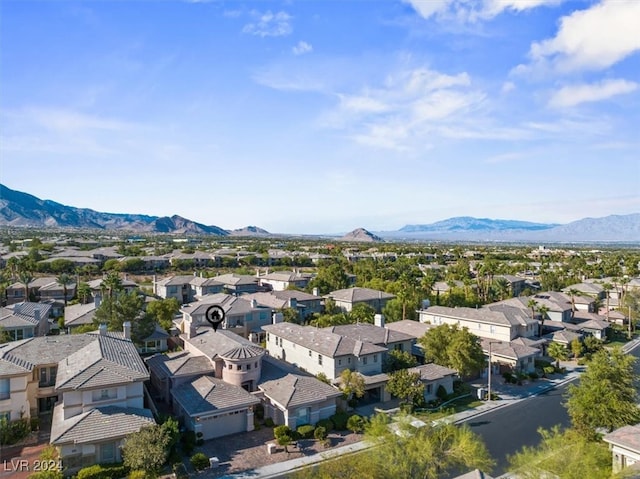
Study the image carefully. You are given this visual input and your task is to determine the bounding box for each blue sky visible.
[1,0,639,234]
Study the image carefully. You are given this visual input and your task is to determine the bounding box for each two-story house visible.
[257,270,313,292]
[326,287,395,313]
[244,290,323,322]
[0,302,51,341]
[153,275,195,304]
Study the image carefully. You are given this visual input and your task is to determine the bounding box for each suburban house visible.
[179,293,272,340]
[244,290,323,321]
[0,326,153,473]
[481,338,541,375]
[64,298,100,332]
[262,322,388,380]
[384,319,436,361]
[418,304,538,342]
[257,270,314,291]
[211,273,261,295]
[603,424,640,474]
[189,276,224,299]
[494,274,527,297]
[171,376,260,440]
[408,363,458,402]
[0,302,51,340]
[50,327,152,471]
[154,275,197,304]
[87,277,139,298]
[258,356,342,429]
[327,287,395,313]
[562,282,606,300]
[6,277,76,306]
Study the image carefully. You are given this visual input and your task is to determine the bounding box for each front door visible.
[38,396,58,414]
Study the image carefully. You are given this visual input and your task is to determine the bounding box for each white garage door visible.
[199,410,247,440]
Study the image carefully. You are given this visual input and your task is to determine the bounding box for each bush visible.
[190,452,210,472]
[346,415,365,433]
[330,411,350,431]
[297,425,315,439]
[264,417,275,427]
[436,385,448,401]
[316,419,334,432]
[0,418,31,445]
[543,366,555,376]
[127,471,147,479]
[77,464,129,479]
[30,417,40,431]
[274,425,293,440]
[528,371,539,380]
[314,426,327,441]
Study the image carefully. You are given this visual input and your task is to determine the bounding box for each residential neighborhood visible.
[1,232,639,478]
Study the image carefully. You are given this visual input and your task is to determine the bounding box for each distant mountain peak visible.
[340,227,384,242]
[230,225,271,236]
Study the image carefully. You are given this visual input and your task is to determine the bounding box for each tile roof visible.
[259,374,341,409]
[0,335,97,371]
[221,345,265,360]
[64,302,97,326]
[328,287,395,303]
[50,404,155,445]
[328,323,414,345]
[425,305,532,327]
[146,351,214,380]
[156,275,195,287]
[384,320,434,339]
[480,339,540,360]
[185,329,261,359]
[409,363,458,381]
[212,274,258,286]
[603,424,640,453]
[262,323,386,358]
[55,335,149,390]
[172,376,260,416]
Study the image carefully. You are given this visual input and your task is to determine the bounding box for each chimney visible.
[312,287,319,297]
[256,269,260,278]
[193,271,197,277]
[421,299,431,310]
[123,321,131,340]
[288,298,297,309]
[272,312,284,324]
[250,299,258,309]
[374,314,385,328]
[99,324,107,336]
[152,274,158,295]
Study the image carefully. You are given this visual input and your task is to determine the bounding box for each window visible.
[308,350,312,357]
[92,388,116,402]
[228,364,232,369]
[247,363,251,370]
[0,379,9,400]
[338,359,342,366]
[363,356,368,365]
[426,384,433,394]
[255,362,258,368]
[373,355,378,363]
[318,355,323,365]
[348,357,351,364]
[266,333,270,341]
[100,442,116,463]
[236,364,242,370]
[39,367,57,387]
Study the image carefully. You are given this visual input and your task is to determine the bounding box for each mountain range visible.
[1,184,638,242]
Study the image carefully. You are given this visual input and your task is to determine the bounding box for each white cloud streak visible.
[519,0,640,74]
[242,10,292,37]
[292,41,313,56]
[403,0,562,22]
[549,79,638,108]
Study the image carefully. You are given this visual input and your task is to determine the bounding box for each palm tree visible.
[493,277,510,301]
[18,270,33,303]
[567,288,580,319]
[547,341,568,369]
[101,272,123,300]
[537,304,549,337]
[56,273,72,306]
[602,282,612,322]
[527,299,538,322]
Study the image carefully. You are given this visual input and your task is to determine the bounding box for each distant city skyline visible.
[1,1,639,234]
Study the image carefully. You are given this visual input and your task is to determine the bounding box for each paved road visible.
[462,383,572,476]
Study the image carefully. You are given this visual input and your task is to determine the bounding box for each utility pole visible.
[487,342,493,402]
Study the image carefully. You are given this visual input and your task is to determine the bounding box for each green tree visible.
[383,349,418,373]
[419,324,485,378]
[537,304,549,337]
[281,307,300,323]
[386,369,424,407]
[121,424,171,473]
[94,290,148,341]
[508,426,611,479]
[570,338,583,359]
[350,303,376,324]
[346,414,365,433]
[146,298,180,331]
[76,282,92,304]
[339,369,365,401]
[566,347,640,438]
[308,263,350,295]
[101,271,123,299]
[547,342,568,369]
[18,270,33,302]
[55,273,73,306]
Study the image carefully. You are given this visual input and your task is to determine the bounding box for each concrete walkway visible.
[206,363,583,479]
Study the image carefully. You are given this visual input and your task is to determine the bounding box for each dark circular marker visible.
[205,305,225,332]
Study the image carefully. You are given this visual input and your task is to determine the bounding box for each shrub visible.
[30,417,40,431]
[127,471,147,479]
[0,418,31,445]
[346,415,365,433]
[528,371,539,380]
[316,419,334,432]
[297,425,315,439]
[543,366,555,376]
[314,426,327,441]
[190,452,210,471]
[330,411,350,431]
[76,464,129,479]
[264,417,275,427]
[254,403,265,420]
[274,425,292,439]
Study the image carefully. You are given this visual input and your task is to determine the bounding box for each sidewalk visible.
[204,364,582,479]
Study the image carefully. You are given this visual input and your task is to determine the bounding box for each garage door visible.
[199,410,247,440]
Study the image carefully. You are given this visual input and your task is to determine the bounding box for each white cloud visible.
[501,81,516,93]
[18,108,132,132]
[522,0,640,74]
[242,10,292,37]
[403,0,562,22]
[292,41,313,56]
[549,79,638,108]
